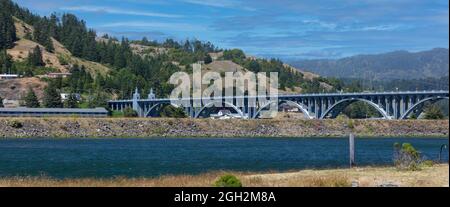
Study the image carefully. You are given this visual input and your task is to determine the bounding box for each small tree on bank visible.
[24,87,40,108]
[0,96,4,107]
[393,143,422,171]
[423,104,445,119]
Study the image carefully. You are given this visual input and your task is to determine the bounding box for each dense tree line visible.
[0,6,17,50]
[0,50,13,74]
[222,49,322,92]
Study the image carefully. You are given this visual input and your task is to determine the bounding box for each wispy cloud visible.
[179,0,256,11]
[180,0,237,8]
[99,21,206,31]
[60,6,183,18]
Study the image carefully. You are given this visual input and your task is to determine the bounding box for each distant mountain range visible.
[289,48,449,81]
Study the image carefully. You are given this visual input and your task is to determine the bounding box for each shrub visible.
[160,105,187,118]
[214,174,242,187]
[57,54,69,65]
[423,104,445,119]
[421,160,435,168]
[9,120,23,129]
[393,142,422,171]
[347,120,355,129]
[123,107,138,117]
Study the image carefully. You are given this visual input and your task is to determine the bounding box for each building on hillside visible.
[0,107,108,117]
[1,99,20,108]
[47,73,72,78]
[60,93,81,101]
[0,74,19,79]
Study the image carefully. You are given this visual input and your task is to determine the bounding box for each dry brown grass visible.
[0,165,447,187]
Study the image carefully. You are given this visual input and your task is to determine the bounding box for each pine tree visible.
[27,45,44,66]
[0,50,13,74]
[43,83,62,108]
[24,30,33,40]
[204,53,213,64]
[33,20,54,52]
[0,9,17,50]
[24,87,40,108]
[0,95,4,107]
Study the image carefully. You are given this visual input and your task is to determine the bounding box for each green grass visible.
[111,110,124,117]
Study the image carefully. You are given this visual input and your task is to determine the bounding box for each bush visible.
[423,104,445,119]
[421,160,435,168]
[160,105,187,118]
[214,174,242,187]
[123,107,138,117]
[9,120,23,129]
[393,142,422,171]
[347,120,355,129]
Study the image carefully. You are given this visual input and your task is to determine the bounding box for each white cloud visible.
[99,21,206,31]
[179,0,256,11]
[180,0,237,8]
[60,6,183,18]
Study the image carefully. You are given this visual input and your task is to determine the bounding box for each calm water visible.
[0,137,448,178]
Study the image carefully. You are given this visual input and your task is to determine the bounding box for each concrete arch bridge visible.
[108,90,449,120]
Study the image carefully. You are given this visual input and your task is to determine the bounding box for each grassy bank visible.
[0,164,447,187]
[0,117,448,138]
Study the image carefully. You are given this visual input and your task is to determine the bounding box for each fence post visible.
[349,133,355,168]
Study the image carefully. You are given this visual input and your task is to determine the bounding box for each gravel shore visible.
[0,118,448,138]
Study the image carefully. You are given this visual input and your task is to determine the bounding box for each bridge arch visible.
[253,100,313,119]
[400,96,449,119]
[194,101,244,118]
[320,98,390,119]
[144,102,174,117]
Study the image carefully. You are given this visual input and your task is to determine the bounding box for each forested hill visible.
[289,48,449,81]
[1,0,338,107]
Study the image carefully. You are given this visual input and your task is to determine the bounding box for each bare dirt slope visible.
[0,77,47,100]
[7,17,110,76]
[203,60,246,73]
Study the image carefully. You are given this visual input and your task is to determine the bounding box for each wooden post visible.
[349,133,355,168]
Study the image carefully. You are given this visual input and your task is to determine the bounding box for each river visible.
[0,137,448,178]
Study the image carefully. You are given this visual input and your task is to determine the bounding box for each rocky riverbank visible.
[0,118,448,138]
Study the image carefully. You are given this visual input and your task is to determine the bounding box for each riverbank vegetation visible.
[0,164,447,187]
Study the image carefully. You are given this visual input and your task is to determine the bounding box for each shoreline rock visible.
[0,118,448,138]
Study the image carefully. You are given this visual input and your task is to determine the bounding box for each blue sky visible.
[13,0,449,60]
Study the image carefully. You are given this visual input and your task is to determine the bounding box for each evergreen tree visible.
[204,53,213,64]
[0,95,4,107]
[24,30,33,40]
[27,45,44,66]
[43,83,62,108]
[0,50,13,74]
[24,87,40,108]
[33,20,54,52]
[64,93,78,108]
[0,8,17,50]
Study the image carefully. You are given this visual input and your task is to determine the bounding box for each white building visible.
[60,93,81,101]
[0,74,19,79]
